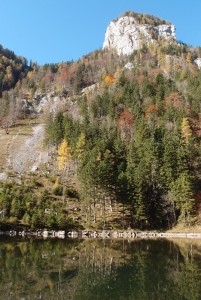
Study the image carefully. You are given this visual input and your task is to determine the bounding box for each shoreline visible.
[1,229,201,239]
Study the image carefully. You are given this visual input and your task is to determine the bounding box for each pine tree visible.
[170,171,195,225]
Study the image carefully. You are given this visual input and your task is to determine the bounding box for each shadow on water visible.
[0,237,201,299]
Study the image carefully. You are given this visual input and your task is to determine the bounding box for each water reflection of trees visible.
[0,238,201,299]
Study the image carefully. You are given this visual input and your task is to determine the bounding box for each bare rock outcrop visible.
[195,58,201,69]
[103,14,176,56]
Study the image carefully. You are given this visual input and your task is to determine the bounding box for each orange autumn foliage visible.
[117,109,134,141]
[117,109,134,131]
[164,92,183,109]
[136,75,146,85]
[189,115,201,137]
[104,75,115,85]
[145,104,158,120]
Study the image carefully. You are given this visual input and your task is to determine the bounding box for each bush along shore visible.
[1,229,201,239]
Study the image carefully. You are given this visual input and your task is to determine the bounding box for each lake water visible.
[0,237,201,300]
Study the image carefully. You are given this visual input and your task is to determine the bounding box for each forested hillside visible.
[0,44,29,131]
[1,12,201,231]
[0,44,29,93]
[44,43,201,230]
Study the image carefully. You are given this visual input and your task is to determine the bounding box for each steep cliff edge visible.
[103,13,176,55]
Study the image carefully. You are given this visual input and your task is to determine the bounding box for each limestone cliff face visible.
[195,58,201,69]
[103,15,176,55]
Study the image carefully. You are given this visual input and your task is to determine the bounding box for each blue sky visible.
[0,0,200,65]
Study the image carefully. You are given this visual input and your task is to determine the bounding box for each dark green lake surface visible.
[0,237,201,300]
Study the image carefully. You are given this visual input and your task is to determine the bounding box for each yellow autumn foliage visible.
[181,118,192,143]
[75,133,85,162]
[186,52,192,64]
[57,139,72,171]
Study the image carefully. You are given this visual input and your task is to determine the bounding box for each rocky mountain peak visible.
[103,12,176,55]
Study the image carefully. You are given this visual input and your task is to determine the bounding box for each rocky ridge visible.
[103,15,176,55]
